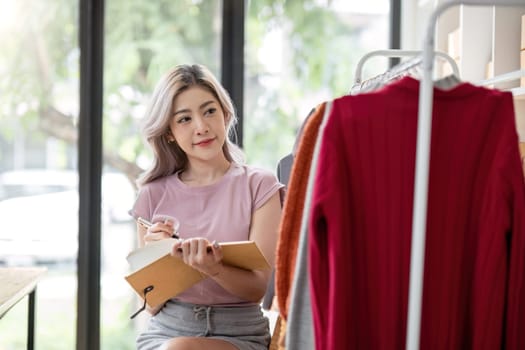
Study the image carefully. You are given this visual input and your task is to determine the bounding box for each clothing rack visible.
[408,1,525,349]
[353,49,460,86]
[478,68,525,86]
[476,68,525,96]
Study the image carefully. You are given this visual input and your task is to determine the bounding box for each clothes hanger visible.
[351,49,461,94]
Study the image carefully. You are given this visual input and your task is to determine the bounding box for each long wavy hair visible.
[136,64,244,187]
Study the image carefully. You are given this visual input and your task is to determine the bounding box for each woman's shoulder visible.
[138,173,177,194]
[229,163,281,186]
[230,164,283,209]
[232,163,277,179]
[232,163,283,192]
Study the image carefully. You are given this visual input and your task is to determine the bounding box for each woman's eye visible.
[205,108,217,116]
[177,116,191,124]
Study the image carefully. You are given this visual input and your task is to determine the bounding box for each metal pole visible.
[77,0,104,349]
[221,0,245,147]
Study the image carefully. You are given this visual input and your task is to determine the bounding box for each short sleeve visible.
[249,167,284,211]
[129,185,153,221]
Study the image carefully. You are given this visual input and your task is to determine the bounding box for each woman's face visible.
[168,85,228,165]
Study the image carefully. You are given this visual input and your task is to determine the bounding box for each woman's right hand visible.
[143,219,175,244]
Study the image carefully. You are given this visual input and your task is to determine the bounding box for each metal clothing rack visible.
[476,68,525,96]
[408,1,525,350]
[353,49,460,86]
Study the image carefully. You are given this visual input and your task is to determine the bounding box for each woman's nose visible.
[195,117,209,134]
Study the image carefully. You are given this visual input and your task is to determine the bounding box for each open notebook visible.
[125,239,271,308]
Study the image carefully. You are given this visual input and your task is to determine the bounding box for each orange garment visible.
[275,102,326,321]
[278,318,287,350]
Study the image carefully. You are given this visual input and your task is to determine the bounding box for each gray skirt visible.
[136,300,271,350]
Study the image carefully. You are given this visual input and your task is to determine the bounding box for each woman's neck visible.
[179,158,231,186]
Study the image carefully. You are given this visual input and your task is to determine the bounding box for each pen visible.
[137,217,180,239]
[137,217,215,253]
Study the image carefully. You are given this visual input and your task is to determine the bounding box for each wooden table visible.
[0,267,47,350]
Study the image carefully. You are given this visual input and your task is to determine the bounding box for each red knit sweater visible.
[309,77,525,349]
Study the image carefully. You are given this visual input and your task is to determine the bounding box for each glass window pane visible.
[245,0,390,171]
[101,1,222,348]
[0,0,79,349]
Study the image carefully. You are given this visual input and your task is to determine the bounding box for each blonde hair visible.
[137,64,244,186]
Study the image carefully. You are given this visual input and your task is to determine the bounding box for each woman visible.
[130,64,283,350]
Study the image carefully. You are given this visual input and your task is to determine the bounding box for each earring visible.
[168,139,174,144]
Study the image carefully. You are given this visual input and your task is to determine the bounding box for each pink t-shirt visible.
[131,162,283,306]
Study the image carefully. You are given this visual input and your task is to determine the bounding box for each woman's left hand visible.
[171,238,224,277]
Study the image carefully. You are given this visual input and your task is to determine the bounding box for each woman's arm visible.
[210,190,282,301]
[172,191,283,302]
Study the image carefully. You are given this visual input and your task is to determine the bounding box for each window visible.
[0,1,80,349]
[244,0,390,171]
